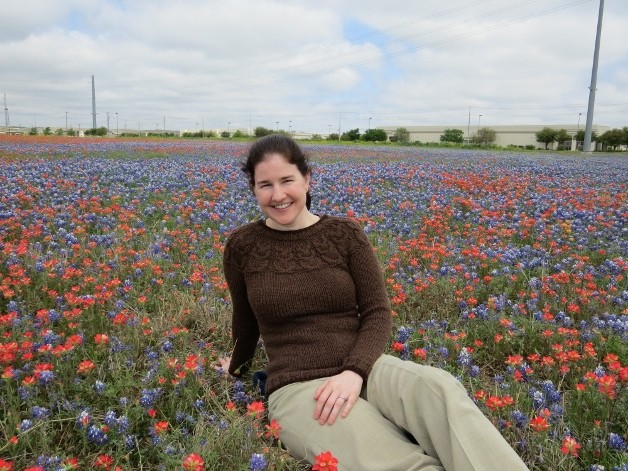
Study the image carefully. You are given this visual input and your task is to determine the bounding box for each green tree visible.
[67,128,76,136]
[362,128,387,142]
[473,127,497,146]
[220,131,231,138]
[54,128,64,136]
[327,133,339,141]
[574,129,598,143]
[232,129,248,138]
[311,134,323,141]
[622,127,628,146]
[535,127,558,149]
[43,127,52,135]
[598,129,624,150]
[393,127,410,143]
[555,129,572,149]
[254,126,272,137]
[440,128,464,144]
[29,127,38,135]
[341,128,361,141]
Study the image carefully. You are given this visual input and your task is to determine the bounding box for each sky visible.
[1,0,627,135]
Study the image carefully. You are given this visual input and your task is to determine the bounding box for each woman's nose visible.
[271,185,285,200]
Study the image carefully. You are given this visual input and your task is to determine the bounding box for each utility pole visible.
[65,111,68,132]
[467,107,471,144]
[3,94,9,131]
[583,0,604,153]
[91,75,97,130]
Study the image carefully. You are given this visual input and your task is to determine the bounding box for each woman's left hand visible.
[313,370,363,425]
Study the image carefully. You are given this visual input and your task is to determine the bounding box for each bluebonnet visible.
[511,410,528,429]
[20,419,34,432]
[249,453,267,471]
[140,387,163,408]
[31,406,51,420]
[608,432,627,451]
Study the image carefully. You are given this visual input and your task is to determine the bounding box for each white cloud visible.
[2,0,627,131]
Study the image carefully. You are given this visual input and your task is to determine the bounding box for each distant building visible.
[379,124,610,150]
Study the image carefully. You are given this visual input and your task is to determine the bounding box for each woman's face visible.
[252,152,311,231]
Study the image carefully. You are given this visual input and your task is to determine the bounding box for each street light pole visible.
[477,114,482,132]
[584,0,604,153]
[116,113,118,135]
[368,117,372,130]
[276,121,279,131]
[577,112,582,131]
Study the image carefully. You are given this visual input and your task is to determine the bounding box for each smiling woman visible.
[218,134,530,471]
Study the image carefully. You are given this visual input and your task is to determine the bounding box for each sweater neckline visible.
[256,214,329,239]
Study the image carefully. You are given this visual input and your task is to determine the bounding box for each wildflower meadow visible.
[0,136,626,471]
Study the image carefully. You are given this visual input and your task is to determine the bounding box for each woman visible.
[218,134,528,471]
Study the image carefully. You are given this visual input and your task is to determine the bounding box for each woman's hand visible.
[215,356,231,372]
[313,370,363,425]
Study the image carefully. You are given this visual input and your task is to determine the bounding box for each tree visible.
[574,129,597,143]
[67,128,76,136]
[393,127,410,143]
[362,128,387,142]
[598,129,624,150]
[29,127,38,135]
[535,127,558,149]
[440,128,464,144]
[622,127,628,146]
[254,126,272,137]
[232,129,248,138]
[473,127,496,146]
[85,127,107,136]
[555,129,572,150]
[43,127,52,135]
[311,134,323,141]
[341,128,361,141]
[220,131,231,138]
[327,133,339,141]
[54,128,64,136]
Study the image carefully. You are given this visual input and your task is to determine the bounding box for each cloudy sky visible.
[2,0,627,134]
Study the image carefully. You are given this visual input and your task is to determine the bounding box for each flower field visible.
[0,136,626,471]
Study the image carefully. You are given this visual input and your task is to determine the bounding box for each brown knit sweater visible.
[223,215,392,396]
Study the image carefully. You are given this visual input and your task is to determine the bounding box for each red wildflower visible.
[154,421,169,434]
[264,419,282,439]
[62,457,79,469]
[560,436,581,457]
[313,451,339,471]
[182,453,204,471]
[596,374,617,399]
[77,359,96,374]
[94,454,114,470]
[94,333,109,345]
[0,459,13,471]
[505,355,523,366]
[391,342,405,352]
[247,401,265,418]
[530,416,549,432]
[413,348,427,360]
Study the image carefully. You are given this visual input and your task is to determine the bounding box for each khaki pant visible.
[268,354,529,471]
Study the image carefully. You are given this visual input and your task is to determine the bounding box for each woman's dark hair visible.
[242,134,312,209]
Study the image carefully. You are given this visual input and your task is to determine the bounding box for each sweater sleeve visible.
[341,221,393,380]
[223,232,260,377]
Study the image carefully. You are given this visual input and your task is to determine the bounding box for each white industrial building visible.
[379,124,610,150]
